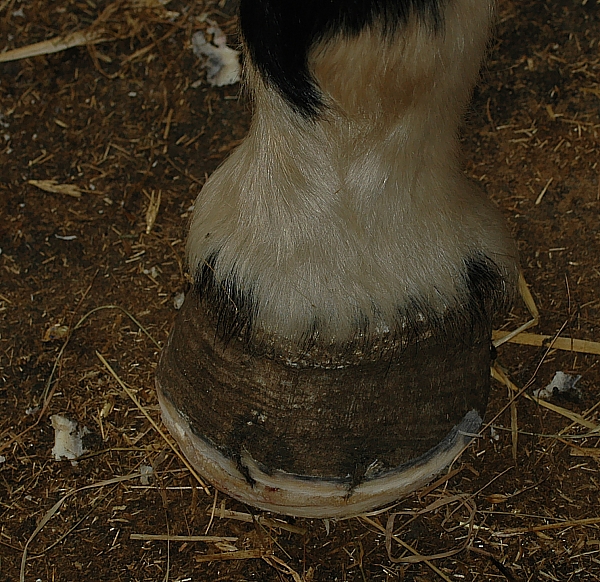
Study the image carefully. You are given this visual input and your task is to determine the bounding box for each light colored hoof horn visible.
[156,288,491,518]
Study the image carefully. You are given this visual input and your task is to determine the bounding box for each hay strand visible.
[493,272,539,348]
[194,549,270,563]
[130,534,238,542]
[96,351,211,494]
[493,331,600,355]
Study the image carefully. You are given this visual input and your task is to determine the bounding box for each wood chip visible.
[0,30,107,63]
[194,549,270,563]
[28,179,82,198]
[569,446,600,458]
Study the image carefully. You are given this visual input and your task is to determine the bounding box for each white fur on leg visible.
[187,0,517,344]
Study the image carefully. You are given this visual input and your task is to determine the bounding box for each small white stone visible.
[533,371,582,400]
[51,415,88,463]
[174,292,185,310]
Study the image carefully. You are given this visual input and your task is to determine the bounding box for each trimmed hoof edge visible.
[158,383,481,518]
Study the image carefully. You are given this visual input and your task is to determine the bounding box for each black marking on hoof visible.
[236,456,257,487]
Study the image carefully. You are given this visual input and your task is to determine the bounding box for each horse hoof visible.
[156,287,491,518]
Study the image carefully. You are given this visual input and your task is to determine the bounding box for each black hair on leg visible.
[239,0,442,117]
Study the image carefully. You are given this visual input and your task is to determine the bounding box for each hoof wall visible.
[156,289,491,518]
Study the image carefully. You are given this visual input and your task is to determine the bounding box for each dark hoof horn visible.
[156,288,491,518]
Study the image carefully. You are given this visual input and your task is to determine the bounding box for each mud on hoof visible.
[156,287,492,518]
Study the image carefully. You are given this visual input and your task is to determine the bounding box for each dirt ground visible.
[1,0,600,580]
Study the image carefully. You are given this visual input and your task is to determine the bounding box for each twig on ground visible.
[194,549,271,563]
[263,554,304,582]
[130,534,238,542]
[205,507,307,536]
[493,331,600,355]
[493,273,539,348]
[467,546,520,582]
[96,351,211,495]
[497,516,600,536]
[205,489,219,535]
